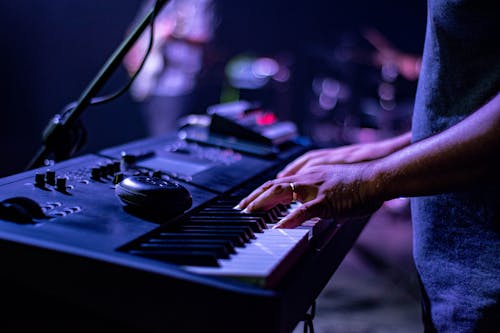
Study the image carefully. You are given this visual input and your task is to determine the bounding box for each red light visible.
[256,112,277,126]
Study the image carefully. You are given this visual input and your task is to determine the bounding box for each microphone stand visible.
[26,0,170,170]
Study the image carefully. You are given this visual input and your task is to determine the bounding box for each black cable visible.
[303,301,316,333]
[60,0,162,116]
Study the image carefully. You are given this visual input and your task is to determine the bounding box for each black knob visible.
[120,153,136,170]
[35,172,46,187]
[99,164,110,177]
[46,170,56,185]
[111,161,121,173]
[115,175,192,220]
[113,161,121,172]
[56,176,68,191]
[107,163,116,175]
[91,167,101,180]
[113,172,125,185]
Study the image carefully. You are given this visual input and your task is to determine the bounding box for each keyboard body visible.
[0,133,368,333]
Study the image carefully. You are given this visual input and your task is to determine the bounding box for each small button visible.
[69,206,82,213]
[52,211,67,217]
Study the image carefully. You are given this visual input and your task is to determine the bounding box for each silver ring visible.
[289,182,298,202]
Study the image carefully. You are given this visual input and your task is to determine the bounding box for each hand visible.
[278,133,411,178]
[236,163,382,229]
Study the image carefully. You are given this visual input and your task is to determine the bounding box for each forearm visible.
[381,131,412,153]
[369,92,500,201]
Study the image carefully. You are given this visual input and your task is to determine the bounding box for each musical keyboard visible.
[0,133,369,333]
[122,197,330,287]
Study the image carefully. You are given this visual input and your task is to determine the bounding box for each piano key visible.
[138,243,231,259]
[174,227,252,243]
[179,225,256,239]
[188,216,266,232]
[129,249,220,267]
[201,206,282,222]
[212,199,288,219]
[157,232,247,247]
[121,171,331,287]
[196,210,276,224]
[185,228,313,287]
[147,238,236,254]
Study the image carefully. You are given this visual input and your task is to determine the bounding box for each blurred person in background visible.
[124,0,215,136]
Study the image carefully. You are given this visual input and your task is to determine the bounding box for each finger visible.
[277,158,307,178]
[294,157,328,175]
[234,181,274,210]
[277,153,319,178]
[245,182,294,212]
[273,198,324,229]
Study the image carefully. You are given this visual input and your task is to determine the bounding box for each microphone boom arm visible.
[27,0,170,170]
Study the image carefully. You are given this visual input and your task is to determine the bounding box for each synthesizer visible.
[0,133,369,333]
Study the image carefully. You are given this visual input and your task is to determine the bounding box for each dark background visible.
[0,0,426,178]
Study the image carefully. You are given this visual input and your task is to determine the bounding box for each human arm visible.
[277,132,412,178]
[236,92,500,228]
[369,92,500,201]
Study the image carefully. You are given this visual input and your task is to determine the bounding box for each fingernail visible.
[241,208,249,214]
[272,221,284,229]
[233,204,241,210]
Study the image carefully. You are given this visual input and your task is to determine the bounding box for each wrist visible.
[362,158,396,204]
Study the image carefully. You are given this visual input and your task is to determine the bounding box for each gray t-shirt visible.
[411,0,500,331]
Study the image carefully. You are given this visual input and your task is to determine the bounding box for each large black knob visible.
[115,175,192,220]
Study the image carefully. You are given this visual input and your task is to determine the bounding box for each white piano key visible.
[182,201,335,287]
[184,228,312,287]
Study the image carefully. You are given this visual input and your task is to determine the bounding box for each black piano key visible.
[157,232,247,247]
[128,249,219,267]
[201,206,281,221]
[214,197,238,202]
[180,225,255,240]
[173,227,251,243]
[138,243,231,259]
[214,199,288,220]
[188,215,266,230]
[196,210,275,225]
[209,198,282,214]
[275,204,290,215]
[213,198,240,205]
[148,238,237,254]
[187,216,264,232]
